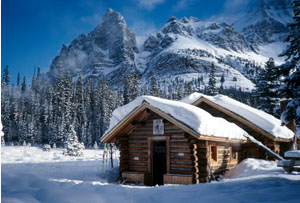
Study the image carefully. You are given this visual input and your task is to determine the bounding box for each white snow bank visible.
[181,93,294,140]
[1,146,116,164]
[102,96,248,141]
[3,153,300,203]
[2,147,300,203]
[285,150,300,158]
[224,159,280,179]
[1,146,120,183]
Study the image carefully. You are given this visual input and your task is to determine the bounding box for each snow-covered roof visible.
[181,93,294,140]
[102,96,248,142]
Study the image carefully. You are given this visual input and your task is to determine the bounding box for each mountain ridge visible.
[48,1,293,90]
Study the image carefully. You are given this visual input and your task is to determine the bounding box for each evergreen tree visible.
[176,82,184,100]
[2,65,10,87]
[21,76,27,93]
[208,62,217,96]
[17,72,20,88]
[185,81,193,96]
[280,0,300,138]
[63,123,85,156]
[123,73,141,104]
[74,74,86,144]
[255,58,281,117]
[116,88,124,108]
[150,75,159,96]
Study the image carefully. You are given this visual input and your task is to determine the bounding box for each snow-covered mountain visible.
[48,9,139,85]
[48,0,293,90]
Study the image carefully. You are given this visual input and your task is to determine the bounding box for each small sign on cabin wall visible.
[153,119,164,135]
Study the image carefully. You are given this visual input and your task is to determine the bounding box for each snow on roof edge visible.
[102,96,248,142]
[181,93,294,140]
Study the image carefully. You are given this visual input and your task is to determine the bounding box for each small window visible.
[211,146,217,162]
[231,148,237,160]
[245,151,256,158]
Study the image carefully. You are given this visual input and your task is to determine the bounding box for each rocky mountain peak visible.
[48,8,138,85]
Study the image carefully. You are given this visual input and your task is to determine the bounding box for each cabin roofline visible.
[101,101,247,144]
[192,97,292,143]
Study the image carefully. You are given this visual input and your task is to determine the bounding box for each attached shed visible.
[181,93,295,159]
[101,96,255,185]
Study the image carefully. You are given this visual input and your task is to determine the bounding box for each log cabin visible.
[101,96,294,186]
[181,93,295,158]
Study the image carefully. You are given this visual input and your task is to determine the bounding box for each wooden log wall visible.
[119,138,129,174]
[196,140,210,183]
[198,102,287,159]
[208,142,240,177]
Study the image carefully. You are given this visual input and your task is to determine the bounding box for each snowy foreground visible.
[2,146,300,203]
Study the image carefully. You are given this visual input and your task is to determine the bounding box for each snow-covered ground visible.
[2,146,300,203]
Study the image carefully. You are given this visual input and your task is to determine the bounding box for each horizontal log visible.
[128,156,148,161]
[128,140,148,144]
[129,135,149,139]
[171,152,192,157]
[170,163,193,168]
[170,169,193,175]
[128,147,148,152]
[170,142,191,147]
[170,149,191,153]
[128,161,148,166]
[128,167,148,172]
[128,143,148,147]
[129,152,148,156]
[171,167,193,172]
[171,156,192,160]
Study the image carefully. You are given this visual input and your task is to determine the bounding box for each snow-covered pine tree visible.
[132,72,141,99]
[150,75,159,96]
[94,79,103,142]
[62,72,73,131]
[116,88,124,108]
[53,71,66,146]
[100,77,115,137]
[1,67,10,142]
[123,74,131,104]
[74,74,86,144]
[255,58,281,117]
[123,73,141,104]
[17,72,20,88]
[176,82,184,100]
[2,65,10,87]
[208,62,217,96]
[63,122,85,156]
[219,74,225,94]
[93,141,98,149]
[21,76,26,93]
[185,81,193,96]
[280,0,300,139]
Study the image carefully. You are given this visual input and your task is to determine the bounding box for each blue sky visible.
[2,0,249,84]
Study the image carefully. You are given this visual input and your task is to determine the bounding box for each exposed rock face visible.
[230,0,293,47]
[47,1,293,90]
[48,9,138,85]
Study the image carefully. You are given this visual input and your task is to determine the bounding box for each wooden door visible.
[152,141,166,185]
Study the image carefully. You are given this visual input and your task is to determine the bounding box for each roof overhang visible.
[101,101,247,144]
[192,97,292,143]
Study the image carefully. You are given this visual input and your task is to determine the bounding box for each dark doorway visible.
[152,141,166,185]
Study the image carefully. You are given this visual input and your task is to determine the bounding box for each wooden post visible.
[166,136,170,174]
[147,136,152,173]
[193,143,199,184]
